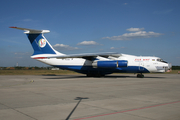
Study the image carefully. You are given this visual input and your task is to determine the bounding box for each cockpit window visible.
[157,59,168,63]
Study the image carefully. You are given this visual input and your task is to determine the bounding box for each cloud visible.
[14,52,31,59]
[126,27,144,32]
[22,19,33,22]
[110,47,125,50]
[77,41,99,45]
[53,44,79,50]
[110,47,115,49]
[102,28,163,40]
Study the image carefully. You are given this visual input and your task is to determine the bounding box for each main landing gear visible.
[86,73,105,77]
[137,73,144,78]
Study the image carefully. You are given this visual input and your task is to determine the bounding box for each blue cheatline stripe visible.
[53,65,150,74]
[27,34,56,55]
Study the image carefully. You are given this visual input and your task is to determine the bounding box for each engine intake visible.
[92,60,128,68]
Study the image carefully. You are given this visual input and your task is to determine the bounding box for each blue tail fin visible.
[10,27,59,55]
[27,33,56,55]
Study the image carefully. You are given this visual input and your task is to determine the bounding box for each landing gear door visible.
[139,62,144,71]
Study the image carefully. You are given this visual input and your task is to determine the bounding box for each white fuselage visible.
[32,54,171,74]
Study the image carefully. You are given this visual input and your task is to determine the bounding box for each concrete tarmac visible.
[0,74,180,120]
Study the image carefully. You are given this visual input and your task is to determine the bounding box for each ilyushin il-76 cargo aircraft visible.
[10,27,172,78]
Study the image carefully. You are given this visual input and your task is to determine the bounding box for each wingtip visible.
[9,26,17,28]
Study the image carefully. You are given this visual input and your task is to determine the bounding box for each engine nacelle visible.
[92,60,128,68]
[117,60,128,67]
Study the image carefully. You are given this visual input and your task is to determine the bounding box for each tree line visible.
[0,66,53,70]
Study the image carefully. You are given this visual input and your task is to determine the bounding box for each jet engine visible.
[92,60,128,68]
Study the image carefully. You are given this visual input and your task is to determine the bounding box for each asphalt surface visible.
[0,74,180,120]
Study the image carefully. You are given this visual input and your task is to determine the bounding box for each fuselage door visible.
[139,62,144,71]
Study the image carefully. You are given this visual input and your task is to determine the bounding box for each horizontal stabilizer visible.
[10,26,50,34]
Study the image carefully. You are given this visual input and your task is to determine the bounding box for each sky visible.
[0,0,180,67]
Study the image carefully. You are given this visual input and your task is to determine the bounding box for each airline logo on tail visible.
[38,39,46,48]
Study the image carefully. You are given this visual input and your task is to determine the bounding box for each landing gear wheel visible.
[86,73,92,77]
[137,73,144,78]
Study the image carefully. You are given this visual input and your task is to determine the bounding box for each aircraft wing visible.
[47,52,121,60]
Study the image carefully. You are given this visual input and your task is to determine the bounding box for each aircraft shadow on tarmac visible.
[42,74,165,79]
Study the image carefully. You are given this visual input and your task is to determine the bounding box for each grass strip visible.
[0,70,179,75]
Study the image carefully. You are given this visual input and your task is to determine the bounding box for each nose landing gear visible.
[137,73,144,78]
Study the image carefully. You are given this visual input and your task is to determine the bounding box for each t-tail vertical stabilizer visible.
[10,27,64,58]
